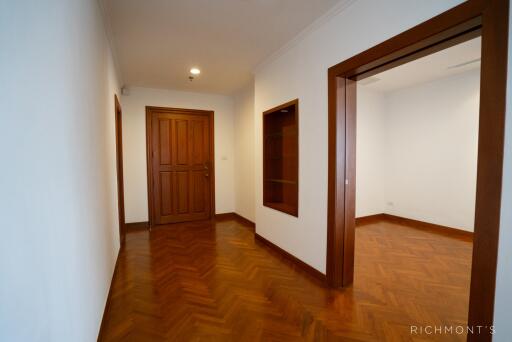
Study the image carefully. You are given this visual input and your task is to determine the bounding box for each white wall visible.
[493,2,512,337]
[384,70,479,231]
[355,86,386,217]
[121,87,235,223]
[356,70,479,231]
[0,0,121,341]
[233,81,256,222]
[254,0,465,274]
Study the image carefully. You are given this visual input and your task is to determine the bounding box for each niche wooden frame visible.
[263,99,299,217]
[326,0,508,339]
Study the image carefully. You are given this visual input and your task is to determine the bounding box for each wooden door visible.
[147,107,214,225]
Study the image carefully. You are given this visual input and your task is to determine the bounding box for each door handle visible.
[203,162,209,170]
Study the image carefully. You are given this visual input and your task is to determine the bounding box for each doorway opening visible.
[326,0,508,338]
[115,95,126,246]
[146,106,215,226]
[357,35,480,338]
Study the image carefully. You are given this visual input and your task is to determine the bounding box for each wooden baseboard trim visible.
[254,233,327,285]
[125,221,149,231]
[217,213,326,283]
[356,213,473,241]
[97,248,121,341]
[233,213,255,228]
[355,213,387,226]
[215,212,255,231]
[214,212,236,221]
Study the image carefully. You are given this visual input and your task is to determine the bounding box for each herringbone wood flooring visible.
[100,218,472,341]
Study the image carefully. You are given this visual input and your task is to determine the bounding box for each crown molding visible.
[253,0,358,74]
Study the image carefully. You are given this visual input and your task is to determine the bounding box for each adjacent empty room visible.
[355,37,481,338]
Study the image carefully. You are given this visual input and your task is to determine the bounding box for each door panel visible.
[191,170,206,213]
[159,120,171,165]
[160,172,173,216]
[176,120,189,165]
[150,110,212,224]
[191,120,205,165]
[176,171,189,214]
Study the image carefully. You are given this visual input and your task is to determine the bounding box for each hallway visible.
[3,2,512,340]
[100,218,472,341]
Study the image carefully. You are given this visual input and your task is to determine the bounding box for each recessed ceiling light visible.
[190,68,201,75]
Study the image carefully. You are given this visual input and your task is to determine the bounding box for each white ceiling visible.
[102,0,345,94]
[360,37,481,93]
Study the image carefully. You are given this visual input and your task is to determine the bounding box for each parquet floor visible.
[100,217,472,341]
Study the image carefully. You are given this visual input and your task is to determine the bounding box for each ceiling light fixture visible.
[190,68,201,75]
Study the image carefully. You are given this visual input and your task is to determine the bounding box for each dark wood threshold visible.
[254,233,327,285]
[356,213,473,242]
[125,221,150,231]
[97,248,121,341]
[215,212,255,231]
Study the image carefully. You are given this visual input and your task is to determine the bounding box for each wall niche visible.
[263,99,299,217]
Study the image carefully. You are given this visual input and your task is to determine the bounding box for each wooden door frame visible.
[115,95,126,246]
[145,106,216,226]
[326,0,508,338]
